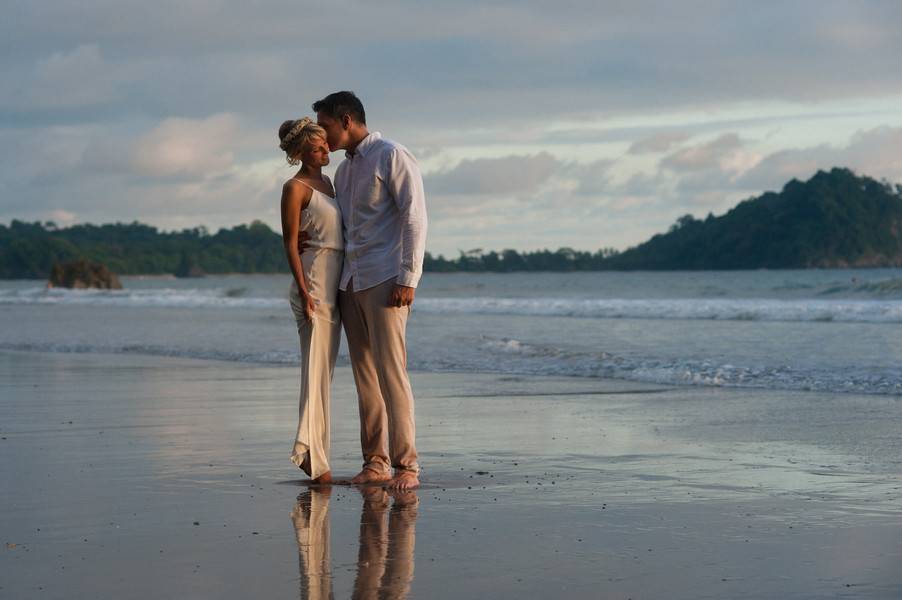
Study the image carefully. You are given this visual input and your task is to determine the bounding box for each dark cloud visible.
[5,2,902,126]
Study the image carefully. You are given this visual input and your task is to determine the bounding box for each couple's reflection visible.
[291,486,418,600]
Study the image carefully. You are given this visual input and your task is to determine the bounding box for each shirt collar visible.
[345,131,381,159]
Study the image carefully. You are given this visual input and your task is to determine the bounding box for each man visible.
[313,91,427,490]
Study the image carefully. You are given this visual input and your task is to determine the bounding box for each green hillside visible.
[603,168,902,269]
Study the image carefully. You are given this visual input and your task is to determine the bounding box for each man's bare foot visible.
[351,468,391,485]
[357,485,389,504]
[387,488,419,508]
[387,470,419,490]
[310,470,333,485]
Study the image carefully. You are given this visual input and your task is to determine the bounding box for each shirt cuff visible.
[396,269,421,288]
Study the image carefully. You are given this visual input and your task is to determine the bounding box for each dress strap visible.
[291,177,316,192]
[291,177,334,199]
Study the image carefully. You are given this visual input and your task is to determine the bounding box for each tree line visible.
[2,167,900,278]
[0,219,620,278]
[0,220,285,279]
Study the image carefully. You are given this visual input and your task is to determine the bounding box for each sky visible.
[3,1,902,256]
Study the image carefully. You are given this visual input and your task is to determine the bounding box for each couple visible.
[278,91,426,491]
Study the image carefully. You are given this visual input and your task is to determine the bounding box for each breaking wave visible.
[3,287,902,323]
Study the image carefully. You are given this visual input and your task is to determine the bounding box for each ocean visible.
[1,269,900,395]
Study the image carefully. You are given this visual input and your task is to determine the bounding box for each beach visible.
[2,349,900,599]
[8,3,902,597]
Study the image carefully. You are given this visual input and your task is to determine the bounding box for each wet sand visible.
[1,350,900,599]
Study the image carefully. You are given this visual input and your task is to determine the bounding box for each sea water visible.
[1,269,900,395]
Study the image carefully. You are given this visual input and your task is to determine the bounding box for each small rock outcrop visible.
[174,252,205,278]
[48,258,123,289]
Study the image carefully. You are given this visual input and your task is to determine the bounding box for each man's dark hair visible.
[312,91,366,125]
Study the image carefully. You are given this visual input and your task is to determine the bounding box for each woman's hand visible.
[297,231,312,253]
[303,292,317,321]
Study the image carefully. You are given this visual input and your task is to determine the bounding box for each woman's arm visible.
[280,182,316,319]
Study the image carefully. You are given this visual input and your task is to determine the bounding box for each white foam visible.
[415,297,902,324]
[3,288,901,323]
[2,337,898,396]
[0,287,285,309]
[472,337,902,396]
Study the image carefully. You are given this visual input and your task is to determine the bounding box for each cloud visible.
[617,171,661,197]
[4,2,902,255]
[738,126,902,191]
[628,132,691,154]
[129,113,241,178]
[46,209,78,226]
[565,159,616,196]
[426,152,561,195]
[0,44,128,113]
[0,111,286,235]
[660,133,745,172]
[34,45,114,106]
[4,3,902,130]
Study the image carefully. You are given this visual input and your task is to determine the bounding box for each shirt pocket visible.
[358,174,385,208]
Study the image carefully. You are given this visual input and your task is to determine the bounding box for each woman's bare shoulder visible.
[282,178,313,197]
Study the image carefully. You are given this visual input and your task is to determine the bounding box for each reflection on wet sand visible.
[291,487,419,600]
[291,488,333,600]
[353,487,418,600]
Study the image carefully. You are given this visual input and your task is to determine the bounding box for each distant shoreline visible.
[2,264,901,283]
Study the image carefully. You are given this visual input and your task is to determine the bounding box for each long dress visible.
[288,177,344,479]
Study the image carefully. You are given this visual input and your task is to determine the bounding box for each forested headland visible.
[602,167,902,269]
[2,167,901,279]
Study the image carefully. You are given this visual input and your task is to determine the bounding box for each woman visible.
[278,117,343,484]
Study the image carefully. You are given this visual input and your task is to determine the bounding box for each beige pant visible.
[353,489,418,600]
[339,277,418,475]
[289,249,343,479]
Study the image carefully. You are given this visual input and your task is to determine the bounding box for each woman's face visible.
[300,136,330,167]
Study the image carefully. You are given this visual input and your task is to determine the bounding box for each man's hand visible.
[297,231,312,253]
[389,284,415,308]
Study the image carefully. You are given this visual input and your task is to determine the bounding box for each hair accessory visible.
[280,118,312,151]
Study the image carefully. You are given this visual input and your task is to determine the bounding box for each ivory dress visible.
[288,176,344,478]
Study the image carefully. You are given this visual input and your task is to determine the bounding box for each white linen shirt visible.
[334,132,428,291]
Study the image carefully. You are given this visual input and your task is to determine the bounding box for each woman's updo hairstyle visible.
[278,117,327,166]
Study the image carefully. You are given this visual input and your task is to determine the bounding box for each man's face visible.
[316,112,347,151]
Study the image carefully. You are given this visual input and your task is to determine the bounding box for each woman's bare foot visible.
[388,470,419,490]
[351,468,392,485]
[310,470,333,485]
